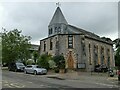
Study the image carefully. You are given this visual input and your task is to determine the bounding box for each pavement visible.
[46,70,118,82]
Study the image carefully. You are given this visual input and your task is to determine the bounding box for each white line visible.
[10,83,25,88]
[95,82,118,88]
[4,84,13,88]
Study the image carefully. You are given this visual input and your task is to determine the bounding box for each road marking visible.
[10,83,25,88]
[95,82,118,88]
[4,84,13,88]
[107,77,118,80]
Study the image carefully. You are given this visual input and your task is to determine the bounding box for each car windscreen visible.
[16,63,24,66]
[34,65,41,68]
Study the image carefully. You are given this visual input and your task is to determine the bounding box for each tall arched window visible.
[50,39,53,50]
[68,35,73,49]
[89,44,92,65]
[43,41,46,51]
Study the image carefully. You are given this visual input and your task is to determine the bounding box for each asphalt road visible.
[2,70,120,89]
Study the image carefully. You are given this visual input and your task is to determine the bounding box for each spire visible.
[49,6,68,26]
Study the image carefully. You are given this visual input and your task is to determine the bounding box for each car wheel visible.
[34,71,37,75]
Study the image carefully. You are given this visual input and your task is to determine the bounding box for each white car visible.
[24,65,47,75]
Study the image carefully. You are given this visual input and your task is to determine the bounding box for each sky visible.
[0,1,118,45]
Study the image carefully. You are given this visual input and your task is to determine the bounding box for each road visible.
[2,70,120,89]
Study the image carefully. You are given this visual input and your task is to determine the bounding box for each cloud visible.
[1,2,118,45]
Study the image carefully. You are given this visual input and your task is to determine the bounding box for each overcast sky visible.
[0,2,118,45]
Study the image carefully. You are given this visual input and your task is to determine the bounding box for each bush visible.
[54,67,59,73]
[48,60,56,69]
[37,54,50,70]
[26,59,35,65]
[53,55,65,69]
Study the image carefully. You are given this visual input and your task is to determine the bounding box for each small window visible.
[49,28,53,35]
[58,27,61,33]
[55,27,57,33]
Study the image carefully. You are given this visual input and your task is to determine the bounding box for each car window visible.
[36,66,41,68]
[26,65,32,68]
[33,65,41,68]
[16,63,24,66]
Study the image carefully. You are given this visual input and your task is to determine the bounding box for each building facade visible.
[39,6,115,71]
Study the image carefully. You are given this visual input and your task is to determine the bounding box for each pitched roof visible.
[68,25,113,45]
[49,7,68,26]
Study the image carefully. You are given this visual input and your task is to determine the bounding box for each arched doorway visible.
[67,51,74,69]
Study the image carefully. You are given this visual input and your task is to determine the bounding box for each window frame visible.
[68,35,73,49]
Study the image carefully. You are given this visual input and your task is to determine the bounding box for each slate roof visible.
[67,25,113,45]
[49,7,68,26]
[48,7,113,45]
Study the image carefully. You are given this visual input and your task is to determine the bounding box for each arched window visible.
[49,28,53,35]
[54,27,57,33]
[89,44,92,65]
[50,39,53,50]
[58,27,61,33]
[43,41,46,51]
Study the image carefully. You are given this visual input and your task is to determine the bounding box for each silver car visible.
[24,65,47,75]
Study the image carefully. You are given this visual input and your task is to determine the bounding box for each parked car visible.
[94,64,108,72]
[8,62,25,72]
[24,65,47,75]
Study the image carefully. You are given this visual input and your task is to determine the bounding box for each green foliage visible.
[53,55,65,69]
[33,51,39,64]
[115,47,120,66]
[0,35,2,64]
[48,60,56,69]
[26,59,35,65]
[2,29,31,65]
[37,54,51,70]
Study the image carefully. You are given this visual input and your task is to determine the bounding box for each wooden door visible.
[67,51,74,69]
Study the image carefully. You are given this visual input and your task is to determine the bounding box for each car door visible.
[26,65,32,73]
[28,65,34,73]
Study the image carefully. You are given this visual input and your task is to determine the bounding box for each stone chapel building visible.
[39,6,115,71]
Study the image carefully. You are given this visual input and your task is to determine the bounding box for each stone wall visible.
[40,34,114,72]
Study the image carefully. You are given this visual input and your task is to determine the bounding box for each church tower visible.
[48,6,68,37]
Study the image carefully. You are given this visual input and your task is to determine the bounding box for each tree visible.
[53,55,65,69]
[33,51,39,64]
[2,29,31,65]
[0,34,2,64]
[37,54,51,70]
[115,48,120,66]
[48,60,56,69]
[113,38,120,68]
